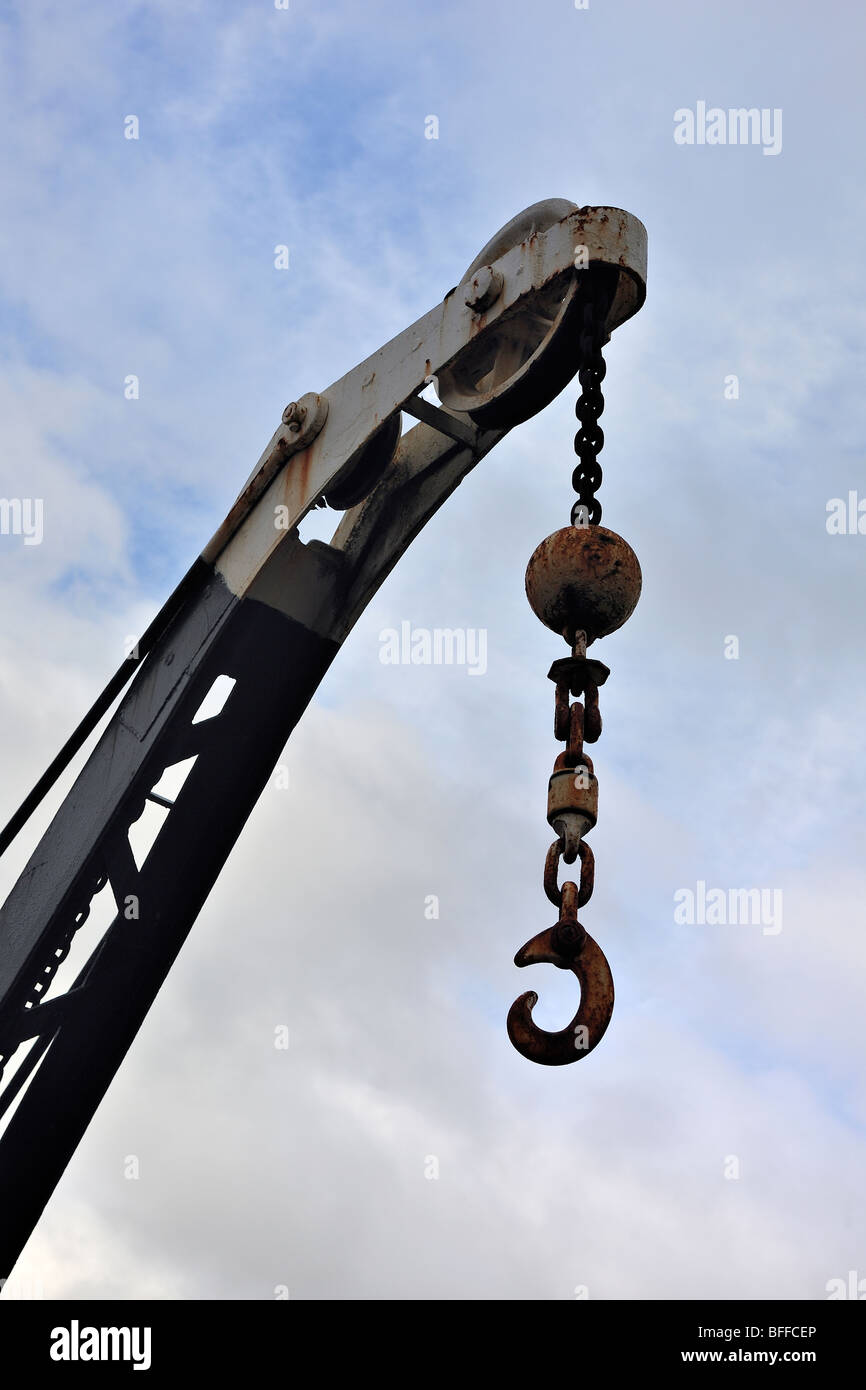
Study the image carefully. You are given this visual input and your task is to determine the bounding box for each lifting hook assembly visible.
[508,273,643,1066]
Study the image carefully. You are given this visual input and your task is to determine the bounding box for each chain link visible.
[544,838,595,910]
[570,295,608,528]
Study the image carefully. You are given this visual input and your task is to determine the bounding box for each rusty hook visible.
[507,891,614,1065]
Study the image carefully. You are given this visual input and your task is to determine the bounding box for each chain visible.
[542,628,606,951]
[570,295,608,528]
[555,287,611,921]
[555,286,613,913]
[0,870,106,1080]
[511,277,634,1062]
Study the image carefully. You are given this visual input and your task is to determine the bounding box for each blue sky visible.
[0,0,864,1299]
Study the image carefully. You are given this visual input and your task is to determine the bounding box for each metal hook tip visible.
[507,928,614,1066]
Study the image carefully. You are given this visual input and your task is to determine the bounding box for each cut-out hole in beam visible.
[191,675,236,724]
[128,801,170,873]
[151,756,198,802]
[28,876,119,1011]
[0,1035,56,1141]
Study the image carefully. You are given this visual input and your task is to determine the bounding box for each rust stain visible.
[202,433,290,561]
[295,448,312,506]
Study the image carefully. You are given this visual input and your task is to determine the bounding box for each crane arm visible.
[0,200,646,1277]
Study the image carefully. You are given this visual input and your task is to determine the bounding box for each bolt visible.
[553,919,586,959]
[282,401,307,432]
[464,265,503,314]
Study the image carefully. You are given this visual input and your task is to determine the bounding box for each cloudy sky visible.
[0,0,864,1300]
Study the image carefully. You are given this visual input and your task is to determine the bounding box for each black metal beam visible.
[0,573,337,1277]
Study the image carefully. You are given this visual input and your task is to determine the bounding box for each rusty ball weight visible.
[525,525,642,643]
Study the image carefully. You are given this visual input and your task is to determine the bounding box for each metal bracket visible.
[401,394,479,449]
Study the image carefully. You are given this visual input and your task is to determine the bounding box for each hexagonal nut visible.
[282,401,307,431]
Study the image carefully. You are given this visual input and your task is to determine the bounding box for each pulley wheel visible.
[437,199,616,430]
[323,410,402,510]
